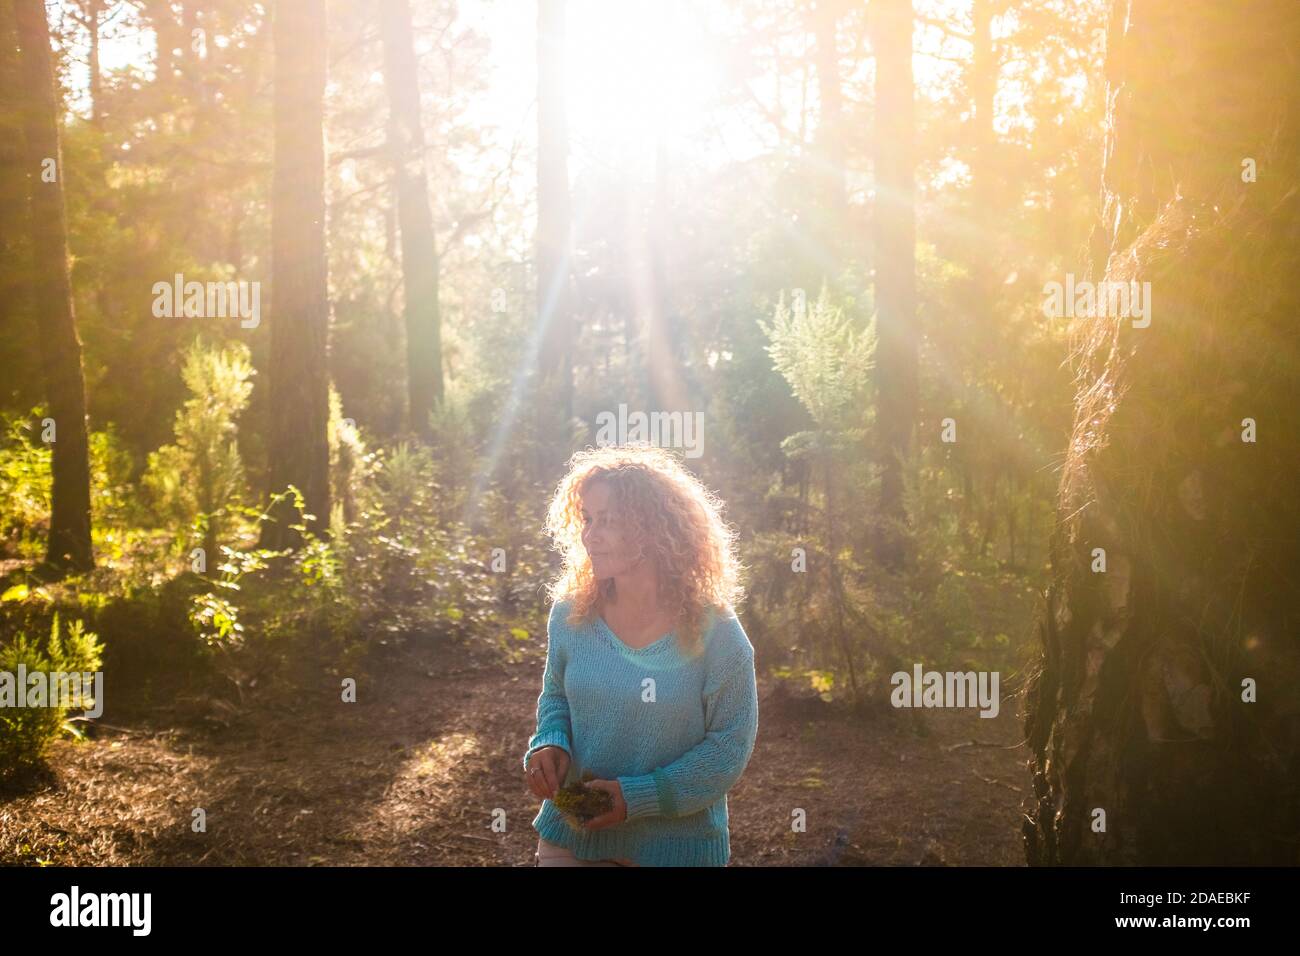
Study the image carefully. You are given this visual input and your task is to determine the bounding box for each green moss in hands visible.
[552,769,614,829]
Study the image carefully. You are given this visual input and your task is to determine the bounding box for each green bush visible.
[143,339,254,568]
[92,574,211,682]
[0,410,135,551]
[0,615,104,777]
[0,413,51,540]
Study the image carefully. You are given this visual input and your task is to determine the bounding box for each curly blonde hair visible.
[543,443,744,656]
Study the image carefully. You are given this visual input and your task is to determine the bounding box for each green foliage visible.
[87,573,212,691]
[759,286,875,432]
[0,615,104,777]
[379,441,436,518]
[0,413,51,538]
[0,0,1106,722]
[276,503,358,655]
[189,543,273,649]
[329,386,374,526]
[88,427,137,534]
[0,409,137,550]
[329,447,501,640]
[426,386,479,494]
[142,339,254,557]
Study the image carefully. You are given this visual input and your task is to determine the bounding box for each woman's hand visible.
[526,746,570,800]
[580,779,628,831]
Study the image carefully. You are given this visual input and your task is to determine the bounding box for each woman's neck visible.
[603,566,662,620]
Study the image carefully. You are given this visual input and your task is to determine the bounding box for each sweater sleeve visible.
[616,640,759,821]
[522,604,573,771]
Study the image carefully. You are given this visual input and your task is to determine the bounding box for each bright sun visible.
[563,0,726,149]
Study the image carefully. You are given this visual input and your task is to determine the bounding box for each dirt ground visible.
[0,631,1032,866]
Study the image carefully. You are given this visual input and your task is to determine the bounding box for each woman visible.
[523,443,759,867]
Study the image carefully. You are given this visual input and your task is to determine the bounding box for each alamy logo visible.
[49,886,151,936]
[152,273,260,329]
[0,666,103,718]
[594,403,704,459]
[1042,274,1151,328]
[890,664,1000,718]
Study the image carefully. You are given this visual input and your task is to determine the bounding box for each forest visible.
[1,0,1297,870]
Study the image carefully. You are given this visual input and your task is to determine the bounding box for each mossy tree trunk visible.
[1023,0,1300,865]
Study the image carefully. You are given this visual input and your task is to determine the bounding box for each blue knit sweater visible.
[523,596,759,866]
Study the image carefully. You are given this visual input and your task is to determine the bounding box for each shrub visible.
[143,339,254,569]
[0,410,135,552]
[0,615,104,777]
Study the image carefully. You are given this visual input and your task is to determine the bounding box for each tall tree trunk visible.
[0,0,29,359]
[869,0,916,571]
[380,0,443,441]
[965,0,997,384]
[968,0,996,278]
[811,0,847,267]
[964,0,1011,559]
[644,132,687,414]
[261,0,330,549]
[183,2,218,115]
[1023,0,1300,865]
[86,0,103,124]
[13,0,95,573]
[536,0,572,438]
[145,0,185,98]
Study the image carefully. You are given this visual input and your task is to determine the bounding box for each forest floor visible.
[0,623,1033,866]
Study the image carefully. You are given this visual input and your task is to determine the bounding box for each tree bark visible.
[869,0,917,571]
[644,133,688,414]
[379,0,443,441]
[1023,0,1300,865]
[13,0,95,573]
[965,0,998,369]
[811,0,847,263]
[968,0,996,264]
[0,0,30,368]
[144,0,185,98]
[964,0,1013,560]
[261,0,331,549]
[86,0,103,124]
[536,0,572,429]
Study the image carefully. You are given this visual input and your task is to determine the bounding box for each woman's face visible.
[579,480,641,580]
